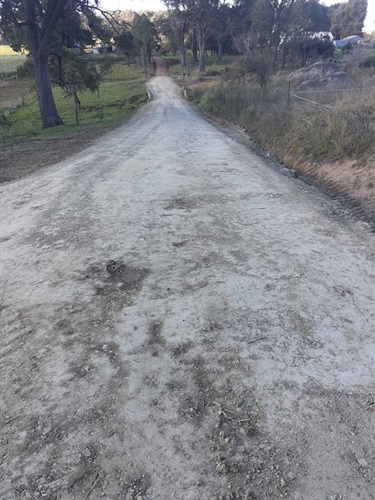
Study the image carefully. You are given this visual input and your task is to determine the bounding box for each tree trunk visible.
[179,42,186,66]
[282,45,287,69]
[198,37,206,73]
[217,39,223,63]
[74,93,81,126]
[34,54,63,128]
[26,0,66,129]
[141,46,148,77]
[192,28,198,63]
[178,21,187,66]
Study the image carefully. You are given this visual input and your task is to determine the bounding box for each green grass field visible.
[0,57,150,142]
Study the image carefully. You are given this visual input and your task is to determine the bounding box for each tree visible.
[211,0,232,62]
[250,0,274,52]
[281,0,331,66]
[49,49,111,124]
[114,30,137,66]
[188,0,219,72]
[0,0,111,129]
[132,13,155,77]
[162,0,190,66]
[269,0,295,67]
[0,0,72,128]
[233,0,295,67]
[330,0,367,39]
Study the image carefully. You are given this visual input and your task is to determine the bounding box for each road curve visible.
[1,77,374,499]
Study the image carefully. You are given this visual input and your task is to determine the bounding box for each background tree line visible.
[159,0,367,70]
[0,0,368,129]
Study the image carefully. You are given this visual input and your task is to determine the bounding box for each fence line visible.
[290,93,334,108]
[293,86,375,94]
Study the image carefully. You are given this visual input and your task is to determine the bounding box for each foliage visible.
[230,52,274,88]
[16,58,34,78]
[157,4,189,65]
[330,0,367,39]
[132,13,156,76]
[360,52,375,68]
[114,30,137,66]
[49,50,113,124]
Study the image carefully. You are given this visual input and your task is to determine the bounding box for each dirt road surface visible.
[1,77,374,500]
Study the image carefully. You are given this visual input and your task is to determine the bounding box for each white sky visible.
[100,0,166,12]
[99,0,374,32]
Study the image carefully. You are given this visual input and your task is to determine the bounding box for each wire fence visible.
[288,82,375,109]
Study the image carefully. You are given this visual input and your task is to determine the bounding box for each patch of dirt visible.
[289,156,375,230]
[0,127,115,183]
[153,56,169,77]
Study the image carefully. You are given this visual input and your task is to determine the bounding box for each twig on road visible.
[248,336,268,344]
[81,473,100,500]
[212,401,252,424]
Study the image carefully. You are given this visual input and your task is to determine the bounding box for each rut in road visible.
[1,76,374,500]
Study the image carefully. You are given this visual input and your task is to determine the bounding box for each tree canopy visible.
[330,0,367,38]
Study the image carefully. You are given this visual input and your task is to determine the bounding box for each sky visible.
[99,0,375,33]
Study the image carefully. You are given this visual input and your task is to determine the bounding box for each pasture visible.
[0,45,26,76]
[0,56,149,141]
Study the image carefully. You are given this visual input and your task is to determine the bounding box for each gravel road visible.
[1,76,374,499]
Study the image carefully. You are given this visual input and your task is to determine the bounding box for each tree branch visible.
[38,0,69,57]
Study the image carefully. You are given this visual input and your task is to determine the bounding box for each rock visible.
[357,458,368,467]
[82,448,92,458]
[295,71,351,91]
[292,61,345,80]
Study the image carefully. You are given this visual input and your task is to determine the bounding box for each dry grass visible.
[187,68,375,162]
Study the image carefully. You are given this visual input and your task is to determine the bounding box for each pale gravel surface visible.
[0,76,374,499]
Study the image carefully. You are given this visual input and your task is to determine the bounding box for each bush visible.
[360,54,375,68]
[16,59,34,79]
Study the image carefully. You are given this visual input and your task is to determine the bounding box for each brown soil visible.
[153,56,170,76]
[291,157,375,229]
[0,124,122,183]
